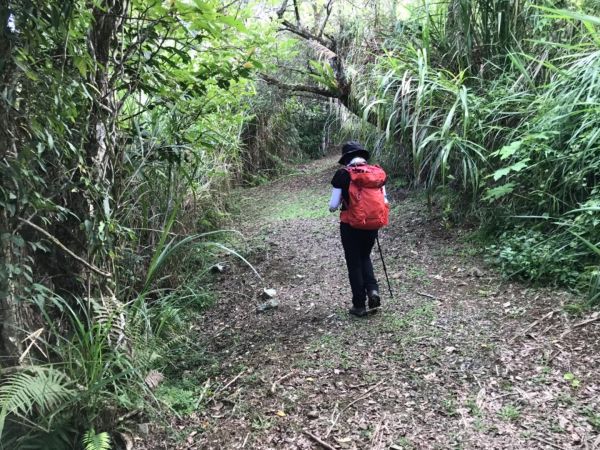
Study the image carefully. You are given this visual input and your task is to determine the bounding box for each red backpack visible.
[340,164,389,230]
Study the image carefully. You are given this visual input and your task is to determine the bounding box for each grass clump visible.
[498,404,521,422]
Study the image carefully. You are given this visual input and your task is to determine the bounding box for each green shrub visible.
[155,384,199,416]
[487,229,582,284]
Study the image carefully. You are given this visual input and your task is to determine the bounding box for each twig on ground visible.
[370,414,388,450]
[546,349,561,364]
[348,382,370,389]
[541,323,555,335]
[510,308,561,342]
[560,314,600,338]
[573,315,600,328]
[207,369,245,403]
[270,371,295,394]
[304,430,336,450]
[342,380,385,412]
[416,291,440,301]
[530,435,564,450]
[491,392,519,401]
[324,402,340,438]
[241,432,249,448]
[219,369,246,393]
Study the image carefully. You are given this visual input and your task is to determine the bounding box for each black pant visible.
[340,222,379,308]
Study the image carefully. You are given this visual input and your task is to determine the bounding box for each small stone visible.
[470,267,484,277]
[307,410,319,419]
[256,298,279,313]
[262,288,277,299]
[137,423,150,435]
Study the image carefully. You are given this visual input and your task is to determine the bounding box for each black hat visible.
[338,141,370,165]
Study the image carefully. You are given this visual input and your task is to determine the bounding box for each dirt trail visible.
[151,155,600,449]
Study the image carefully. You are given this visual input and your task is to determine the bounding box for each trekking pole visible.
[376,236,394,299]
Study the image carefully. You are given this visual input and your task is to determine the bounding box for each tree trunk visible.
[54,0,124,297]
[0,236,35,365]
[0,1,29,365]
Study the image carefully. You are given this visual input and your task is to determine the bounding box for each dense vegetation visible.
[343,2,600,298]
[1,0,599,447]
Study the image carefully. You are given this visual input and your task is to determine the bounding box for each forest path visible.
[153,155,600,449]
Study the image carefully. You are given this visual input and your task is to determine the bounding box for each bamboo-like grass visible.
[342,2,600,294]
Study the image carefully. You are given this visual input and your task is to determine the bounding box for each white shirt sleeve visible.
[329,188,342,212]
[383,186,389,204]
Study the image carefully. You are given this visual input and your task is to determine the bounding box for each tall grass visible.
[0,218,260,447]
[0,293,143,449]
[345,3,600,294]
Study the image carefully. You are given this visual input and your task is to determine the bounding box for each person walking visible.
[329,141,389,317]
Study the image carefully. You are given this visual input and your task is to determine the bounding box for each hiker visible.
[329,141,389,317]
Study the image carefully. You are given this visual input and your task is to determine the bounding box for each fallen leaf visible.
[275,410,286,417]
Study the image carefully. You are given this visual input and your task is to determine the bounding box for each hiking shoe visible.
[349,306,368,317]
[367,290,381,310]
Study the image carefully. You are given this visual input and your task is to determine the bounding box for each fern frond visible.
[83,428,111,450]
[144,370,164,390]
[0,366,74,436]
[91,295,128,349]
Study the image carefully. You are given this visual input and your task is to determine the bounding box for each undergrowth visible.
[335,2,600,305]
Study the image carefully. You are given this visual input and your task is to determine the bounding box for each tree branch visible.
[292,0,301,24]
[272,0,383,130]
[260,73,339,98]
[19,218,112,278]
[318,0,334,39]
[280,20,335,52]
[275,0,289,19]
